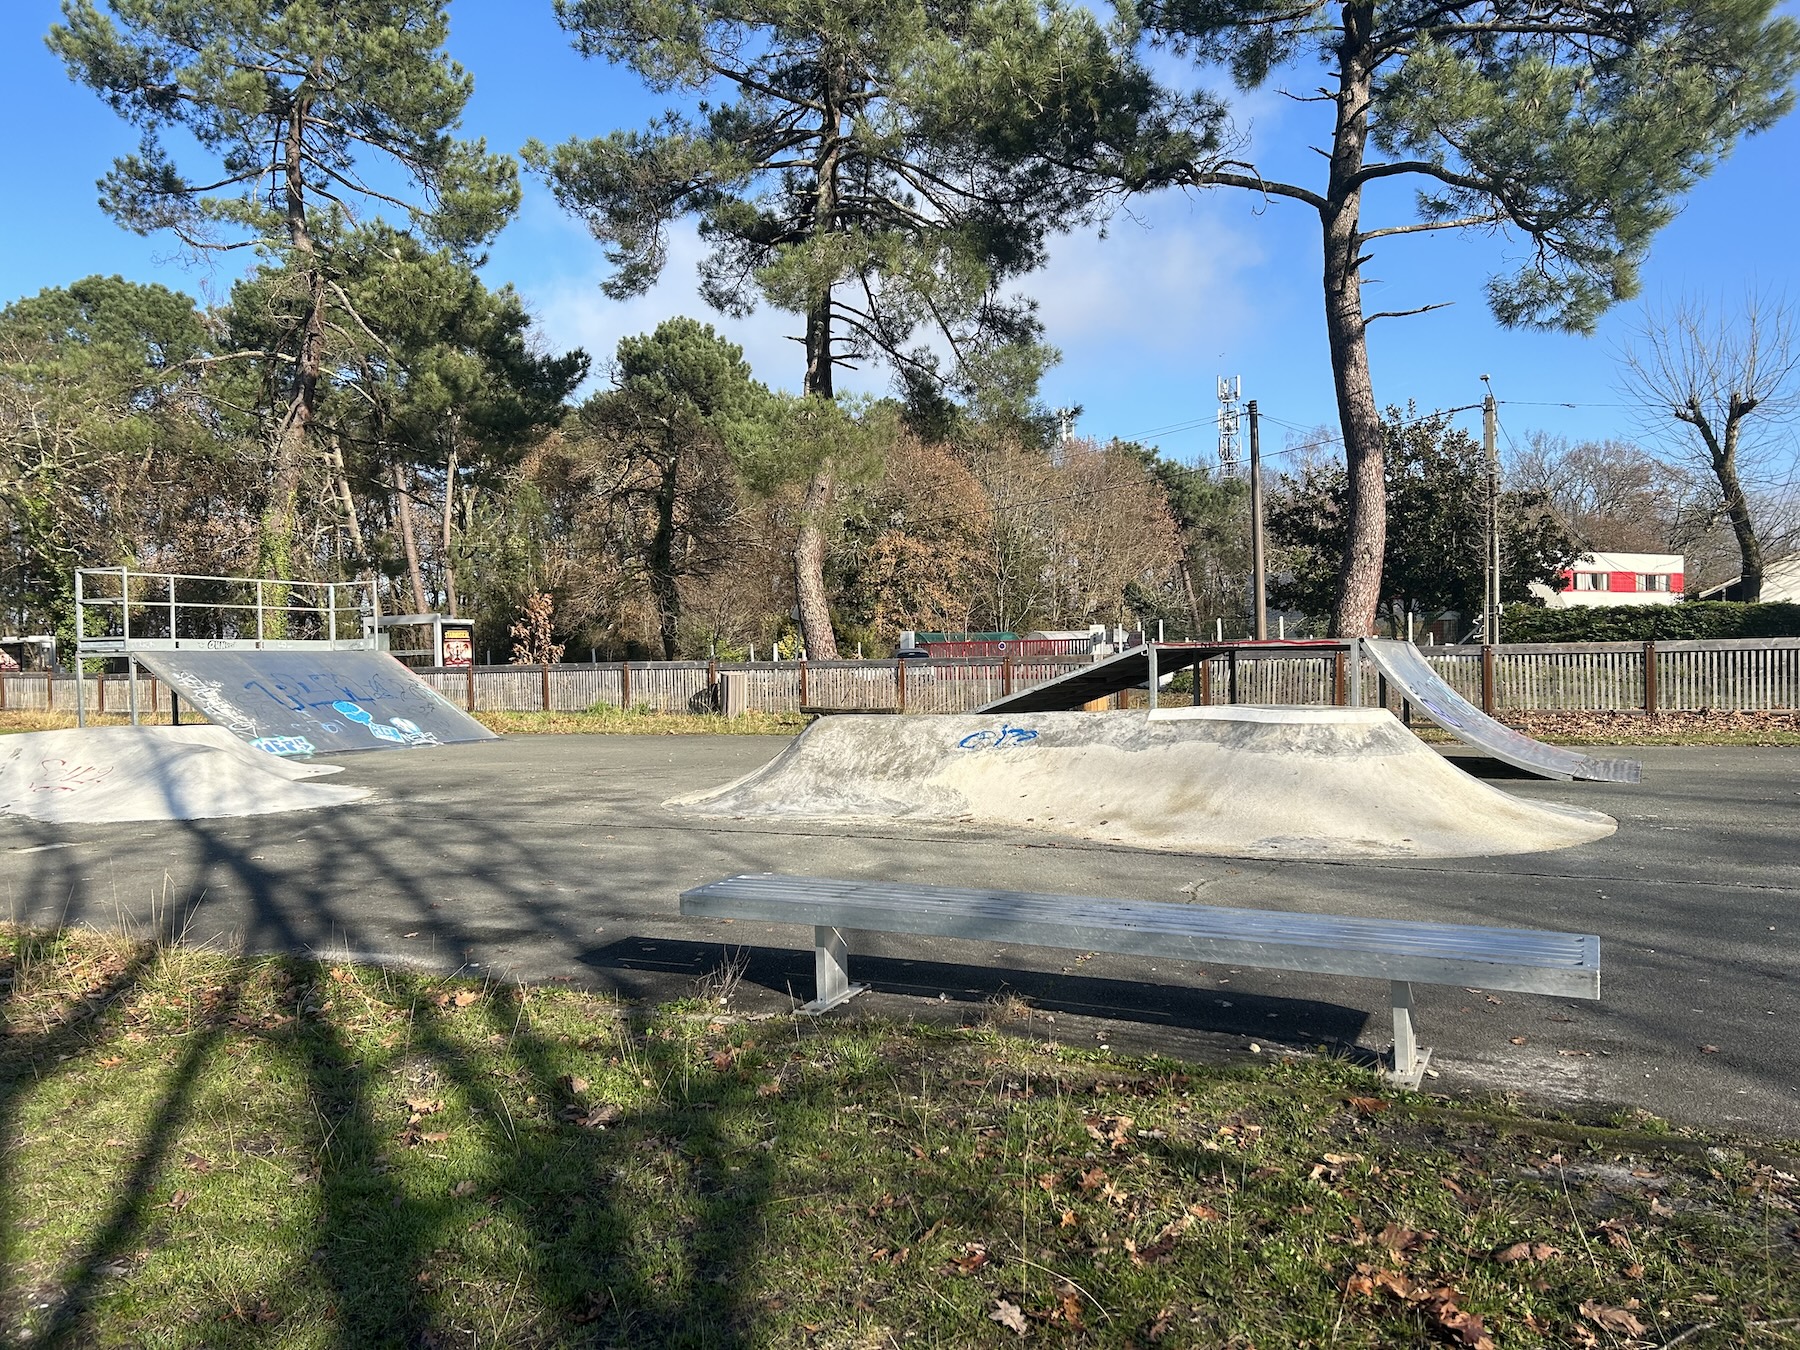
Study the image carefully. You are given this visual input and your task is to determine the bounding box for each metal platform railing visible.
[73,567,379,727]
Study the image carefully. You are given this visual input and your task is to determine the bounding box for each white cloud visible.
[1034,197,1264,362]
[513,216,888,399]
[508,184,1270,424]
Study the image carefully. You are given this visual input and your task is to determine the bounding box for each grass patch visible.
[0,713,179,734]
[0,928,1794,1348]
[475,706,807,736]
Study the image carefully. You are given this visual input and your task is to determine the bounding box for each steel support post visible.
[73,569,86,728]
[1146,641,1159,712]
[802,926,867,1014]
[127,655,140,726]
[1388,980,1432,1088]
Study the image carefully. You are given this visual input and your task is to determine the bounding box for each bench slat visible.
[680,874,1600,999]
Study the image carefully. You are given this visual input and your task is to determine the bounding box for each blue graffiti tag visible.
[957,723,1040,750]
[250,736,316,757]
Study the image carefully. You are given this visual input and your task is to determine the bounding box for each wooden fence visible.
[1188,639,1800,714]
[17,637,1800,717]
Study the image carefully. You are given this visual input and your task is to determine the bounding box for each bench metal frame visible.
[679,874,1601,1089]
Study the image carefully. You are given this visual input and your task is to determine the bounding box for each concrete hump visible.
[671,709,1616,860]
[0,726,370,823]
[131,649,494,755]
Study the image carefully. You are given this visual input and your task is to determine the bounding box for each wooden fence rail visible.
[15,637,1800,720]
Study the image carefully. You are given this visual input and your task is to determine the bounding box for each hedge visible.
[1501,601,1800,643]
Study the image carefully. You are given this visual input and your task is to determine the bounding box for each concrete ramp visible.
[672,707,1616,859]
[132,649,494,755]
[1363,638,1640,783]
[0,726,370,823]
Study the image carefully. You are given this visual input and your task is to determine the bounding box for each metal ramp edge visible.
[975,640,1347,714]
[1362,637,1639,783]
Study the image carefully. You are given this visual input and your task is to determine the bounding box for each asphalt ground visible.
[1,733,1795,1140]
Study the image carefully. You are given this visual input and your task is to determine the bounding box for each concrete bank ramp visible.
[0,726,370,823]
[131,648,494,755]
[672,707,1616,859]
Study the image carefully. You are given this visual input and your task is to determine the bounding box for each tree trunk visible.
[793,465,837,659]
[393,463,429,615]
[650,455,683,660]
[442,434,460,618]
[327,433,365,558]
[1717,418,1764,601]
[1180,555,1202,637]
[789,87,844,661]
[1322,5,1385,638]
[258,85,325,632]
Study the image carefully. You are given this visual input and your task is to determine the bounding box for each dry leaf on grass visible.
[561,1102,622,1129]
[1492,1241,1561,1263]
[948,1243,989,1274]
[1085,1114,1134,1150]
[990,1299,1027,1335]
[1378,1223,1433,1258]
[1580,1301,1648,1337]
[1053,1289,1085,1330]
[449,1180,478,1198]
[1127,1214,1195,1265]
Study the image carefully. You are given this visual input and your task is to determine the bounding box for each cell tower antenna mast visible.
[1216,376,1242,474]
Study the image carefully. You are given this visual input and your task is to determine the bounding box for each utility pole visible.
[1481,378,1500,645]
[1247,399,1267,640]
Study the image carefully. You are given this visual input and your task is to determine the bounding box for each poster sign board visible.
[440,622,474,668]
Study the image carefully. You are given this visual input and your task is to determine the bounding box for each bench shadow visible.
[578,934,1375,1059]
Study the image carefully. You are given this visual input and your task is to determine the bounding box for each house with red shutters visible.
[1528,551,1685,608]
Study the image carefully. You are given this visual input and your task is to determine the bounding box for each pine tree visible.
[525,0,1212,655]
[51,1,519,594]
[1143,0,1800,634]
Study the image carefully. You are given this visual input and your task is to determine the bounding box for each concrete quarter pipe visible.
[131,649,495,755]
[673,707,1617,859]
[1362,638,1641,783]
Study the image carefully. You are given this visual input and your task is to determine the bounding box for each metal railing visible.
[72,567,379,727]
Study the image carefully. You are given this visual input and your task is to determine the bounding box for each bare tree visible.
[1620,294,1800,600]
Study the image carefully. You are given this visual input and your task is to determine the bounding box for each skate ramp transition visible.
[0,726,370,823]
[132,649,494,756]
[672,707,1617,859]
[1362,638,1640,783]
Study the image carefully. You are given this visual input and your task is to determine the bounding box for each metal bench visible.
[678,874,1601,1088]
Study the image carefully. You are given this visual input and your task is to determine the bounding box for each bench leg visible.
[801,925,867,1015]
[1387,980,1433,1089]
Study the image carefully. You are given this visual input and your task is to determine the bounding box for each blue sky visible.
[4,0,1798,473]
